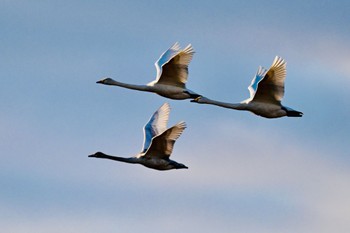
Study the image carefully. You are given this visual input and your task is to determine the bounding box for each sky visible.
[1,0,350,232]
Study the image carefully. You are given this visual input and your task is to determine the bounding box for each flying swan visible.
[89,103,188,170]
[191,56,303,118]
[97,42,200,100]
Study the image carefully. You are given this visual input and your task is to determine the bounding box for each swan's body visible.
[191,56,303,118]
[97,42,200,100]
[89,103,188,170]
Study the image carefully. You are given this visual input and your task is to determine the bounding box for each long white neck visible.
[197,97,247,110]
[101,79,153,92]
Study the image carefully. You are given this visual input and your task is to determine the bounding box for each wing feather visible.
[247,66,268,101]
[251,56,286,104]
[153,43,195,88]
[141,103,170,153]
[143,121,186,159]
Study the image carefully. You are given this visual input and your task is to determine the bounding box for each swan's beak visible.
[88,154,96,158]
[96,80,104,84]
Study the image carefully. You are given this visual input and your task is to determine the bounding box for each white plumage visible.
[89,103,188,170]
[192,56,303,118]
[97,42,200,100]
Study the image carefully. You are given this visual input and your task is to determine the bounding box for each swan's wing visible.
[247,66,268,101]
[141,103,170,153]
[251,56,286,104]
[153,43,195,88]
[143,121,186,159]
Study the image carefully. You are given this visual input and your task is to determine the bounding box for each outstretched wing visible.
[247,66,268,101]
[153,43,195,88]
[141,103,170,153]
[143,121,186,159]
[251,56,286,104]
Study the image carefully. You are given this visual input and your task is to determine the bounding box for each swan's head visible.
[88,151,105,158]
[96,78,114,84]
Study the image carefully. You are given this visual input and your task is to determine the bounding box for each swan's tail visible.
[282,106,303,117]
[287,110,303,117]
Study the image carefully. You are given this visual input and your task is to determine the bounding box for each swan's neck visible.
[105,79,153,92]
[200,97,247,110]
[92,153,139,164]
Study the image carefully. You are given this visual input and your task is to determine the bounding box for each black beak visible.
[96,80,103,84]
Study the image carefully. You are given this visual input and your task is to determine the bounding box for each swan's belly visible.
[247,102,286,118]
[150,84,190,100]
[141,158,173,170]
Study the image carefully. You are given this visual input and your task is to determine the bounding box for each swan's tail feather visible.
[282,106,303,117]
[286,110,303,117]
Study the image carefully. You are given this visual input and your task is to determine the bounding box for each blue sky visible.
[1,0,350,232]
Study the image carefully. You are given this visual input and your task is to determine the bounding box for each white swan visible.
[89,103,188,170]
[191,56,303,118]
[97,42,200,100]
